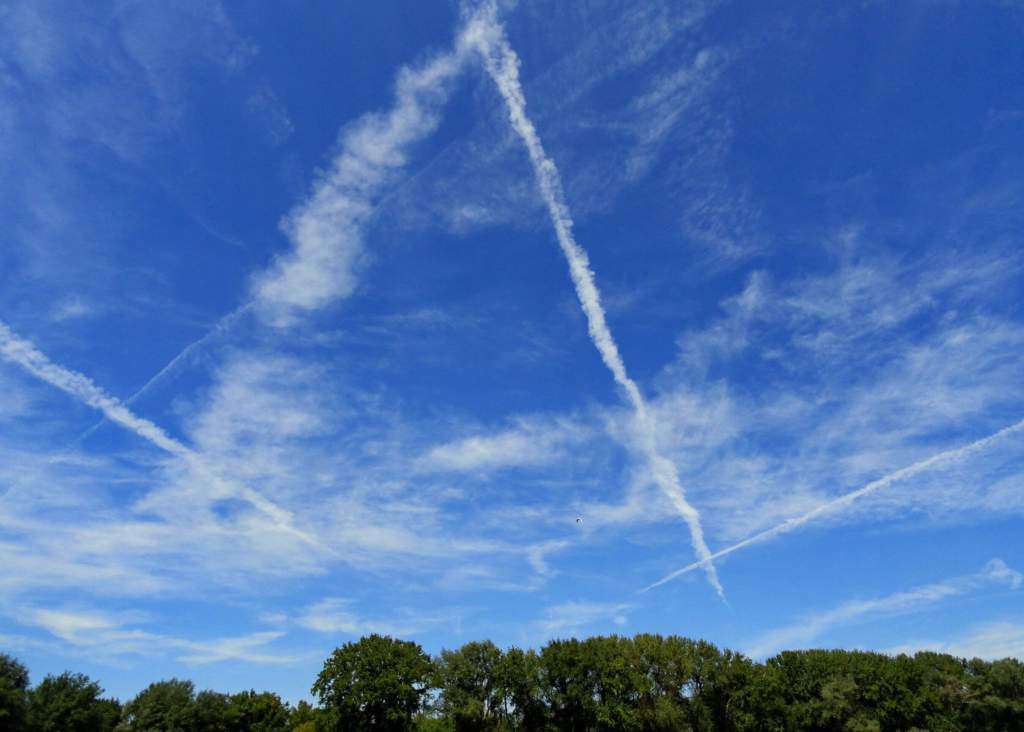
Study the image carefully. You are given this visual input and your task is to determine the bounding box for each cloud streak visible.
[24,606,299,665]
[252,11,499,324]
[643,417,1024,592]
[884,619,1024,661]
[537,600,633,636]
[466,4,724,598]
[745,559,1022,659]
[0,319,313,546]
[78,303,254,443]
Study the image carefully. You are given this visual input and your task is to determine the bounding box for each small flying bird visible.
[575,515,583,525]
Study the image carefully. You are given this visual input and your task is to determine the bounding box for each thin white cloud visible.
[22,605,300,665]
[252,11,498,324]
[31,607,125,644]
[637,248,1024,551]
[418,417,587,473]
[537,601,633,636]
[50,295,95,323]
[643,417,1024,591]
[78,303,254,442]
[176,632,297,665]
[745,559,1022,658]
[467,4,724,598]
[0,320,315,546]
[421,429,556,473]
[386,1,728,238]
[296,597,447,638]
[885,619,1024,661]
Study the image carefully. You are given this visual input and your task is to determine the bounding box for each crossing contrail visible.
[0,319,316,546]
[78,303,254,443]
[642,417,1024,592]
[82,11,498,434]
[466,4,725,599]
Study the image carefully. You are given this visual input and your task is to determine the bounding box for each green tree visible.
[582,636,645,731]
[118,679,196,732]
[686,642,753,732]
[0,653,30,731]
[96,699,123,732]
[633,634,704,731]
[27,672,118,732]
[539,639,598,732]
[312,635,434,732]
[493,647,547,731]
[961,656,1024,731]
[227,690,291,731]
[434,641,503,731]
[288,700,323,731]
[193,690,231,732]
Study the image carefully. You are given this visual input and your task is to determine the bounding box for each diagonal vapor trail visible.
[80,12,497,440]
[642,417,1024,593]
[0,319,317,547]
[466,4,726,599]
[124,303,254,407]
[78,302,254,443]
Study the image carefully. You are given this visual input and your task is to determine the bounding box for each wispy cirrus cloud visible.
[295,597,452,639]
[0,320,313,546]
[418,415,589,473]
[386,0,737,244]
[21,606,301,665]
[885,619,1024,661]
[644,418,1024,592]
[252,10,502,324]
[745,559,1022,658]
[536,601,633,637]
[2,0,1024,698]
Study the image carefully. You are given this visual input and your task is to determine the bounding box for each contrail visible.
[127,303,253,406]
[642,417,1024,592]
[466,5,725,599]
[88,14,498,432]
[0,319,316,546]
[78,302,253,443]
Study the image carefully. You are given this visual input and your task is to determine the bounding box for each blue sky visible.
[1,0,1023,704]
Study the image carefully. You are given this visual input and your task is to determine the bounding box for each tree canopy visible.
[313,634,434,731]
[0,653,30,730]
[26,672,119,732]
[2,633,1023,731]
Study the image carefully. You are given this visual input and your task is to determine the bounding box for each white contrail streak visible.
[78,303,254,443]
[127,303,254,407]
[0,319,316,546]
[84,16,500,434]
[642,417,1024,592]
[466,6,725,598]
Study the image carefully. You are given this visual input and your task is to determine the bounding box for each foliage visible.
[225,690,291,731]
[3,633,1024,731]
[0,653,30,730]
[312,634,434,732]
[118,679,197,732]
[493,647,546,731]
[289,699,324,731]
[121,685,291,732]
[27,672,119,732]
[434,641,504,731]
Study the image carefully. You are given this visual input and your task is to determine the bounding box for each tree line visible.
[2,633,1022,731]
